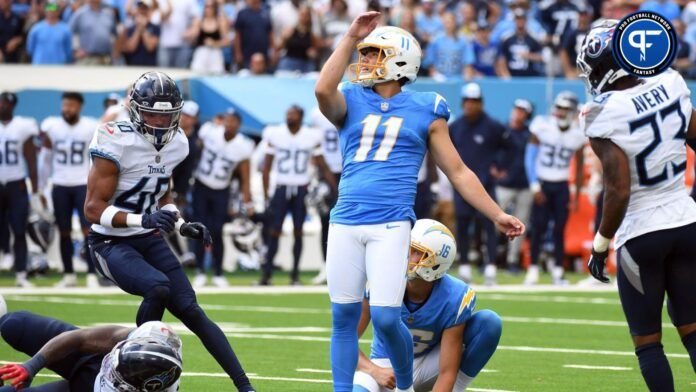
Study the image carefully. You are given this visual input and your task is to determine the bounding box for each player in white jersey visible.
[39,92,101,288]
[259,105,337,285]
[523,91,586,285]
[83,72,255,392]
[191,108,255,288]
[310,106,342,285]
[578,20,696,391]
[0,309,182,392]
[0,92,42,288]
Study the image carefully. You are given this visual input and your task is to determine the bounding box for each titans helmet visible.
[110,337,183,392]
[552,90,579,128]
[576,19,635,96]
[27,214,55,253]
[128,72,183,148]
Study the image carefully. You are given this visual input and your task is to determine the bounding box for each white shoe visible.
[212,276,229,288]
[458,264,472,283]
[484,264,497,286]
[15,272,34,288]
[193,273,207,288]
[86,274,100,289]
[311,268,327,285]
[0,253,13,271]
[524,265,539,285]
[54,274,77,288]
[551,266,566,285]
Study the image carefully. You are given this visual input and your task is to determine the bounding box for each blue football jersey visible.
[371,275,476,359]
[330,82,451,225]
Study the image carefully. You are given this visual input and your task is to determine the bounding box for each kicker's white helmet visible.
[408,219,456,282]
[350,26,422,87]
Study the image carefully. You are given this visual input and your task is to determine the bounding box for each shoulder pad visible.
[579,100,612,139]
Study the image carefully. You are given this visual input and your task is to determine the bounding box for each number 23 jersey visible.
[89,121,189,237]
[331,82,450,225]
[580,69,696,248]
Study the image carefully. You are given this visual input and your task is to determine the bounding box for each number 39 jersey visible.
[529,115,586,182]
[41,116,98,186]
[265,124,323,186]
[0,116,39,184]
[580,69,696,248]
[194,123,255,190]
[89,121,188,237]
[331,82,450,226]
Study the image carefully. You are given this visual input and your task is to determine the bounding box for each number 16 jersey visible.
[89,121,189,237]
[580,69,696,248]
[331,82,450,226]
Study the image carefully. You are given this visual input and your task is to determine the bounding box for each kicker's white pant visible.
[354,346,471,392]
[326,221,410,306]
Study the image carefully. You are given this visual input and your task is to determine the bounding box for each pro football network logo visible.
[612,11,677,77]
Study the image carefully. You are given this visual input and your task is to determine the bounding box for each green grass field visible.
[1,271,694,391]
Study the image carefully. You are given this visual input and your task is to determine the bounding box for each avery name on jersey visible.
[631,84,669,114]
[148,165,166,174]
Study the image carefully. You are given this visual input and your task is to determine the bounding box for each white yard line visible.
[485,294,620,305]
[297,368,332,373]
[563,364,632,371]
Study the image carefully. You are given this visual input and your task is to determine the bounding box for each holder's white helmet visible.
[408,219,456,282]
[350,26,422,87]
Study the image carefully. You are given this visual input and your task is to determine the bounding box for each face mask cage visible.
[129,101,182,147]
[407,241,438,281]
[349,43,396,86]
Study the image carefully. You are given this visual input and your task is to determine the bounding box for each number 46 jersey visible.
[580,69,696,248]
[89,121,189,237]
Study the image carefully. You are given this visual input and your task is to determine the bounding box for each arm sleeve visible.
[525,143,539,186]
[38,147,53,190]
[447,286,476,328]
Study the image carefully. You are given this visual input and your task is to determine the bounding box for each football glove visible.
[588,248,610,283]
[141,210,177,233]
[180,222,213,246]
[0,364,33,389]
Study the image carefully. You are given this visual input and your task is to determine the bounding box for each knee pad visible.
[475,309,503,340]
[331,302,362,333]
[370,306,401,333]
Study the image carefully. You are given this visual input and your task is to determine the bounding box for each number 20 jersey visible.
[330,82,450,226]
[89,121,189,237]
[580,69,696,248]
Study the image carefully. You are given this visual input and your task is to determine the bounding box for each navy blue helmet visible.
[128,72,183,147]
[111,337,182,392]
[576,19,635,96]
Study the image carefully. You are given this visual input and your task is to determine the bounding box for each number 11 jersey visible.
[580,69,696,248]
[88,121,189,237]
[331,82,450,226]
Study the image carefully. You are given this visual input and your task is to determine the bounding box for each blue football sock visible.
[635,342,674,392]
[682,331,696,373]
[460,310,503,377]
[370,305,413,390]
[331,302,362,392]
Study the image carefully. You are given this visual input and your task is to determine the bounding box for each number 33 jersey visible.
[580,69,696,248]
[331,82,450,226]
[194,123,255,190]
[89,121,189,237]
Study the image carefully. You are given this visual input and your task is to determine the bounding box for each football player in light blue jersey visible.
[353,219,502,392]
[315,12,524,392]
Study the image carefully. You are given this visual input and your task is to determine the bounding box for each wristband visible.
[99,206,121,228]
[175,218,185,231]
[22,354,46,378]
[126,213,143,228]
[530,182,541,193]
[593,232,611,252]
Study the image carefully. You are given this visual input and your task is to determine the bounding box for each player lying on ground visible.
[315,12,523,392]
[0,310,182,392]
[579,20,696,391]
[353,219,501,392]
[84,71,255,391]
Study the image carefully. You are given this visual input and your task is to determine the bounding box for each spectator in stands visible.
[234,0,275,69]
[271,0,300,43]
[70,0,118,65]
[495,99,533,274]
[458,2,477,39]
[496,8,543,78]
[237,52,267,75]
[471,22,498,77]
[560,7,591,79]
[318,0,351,63]
[539,0,581,48]
[0,0,24,63]
[119,0,160,66]
[415,0,443,46]
[26,3,73,64]
[490,0,545,45]
[449,83,506,285]
[673,19,693,77]
[640,0,681,21]
[277,6,319,73]
[190,0,229,74]
[158,0,199,68]
[424,12,474,80]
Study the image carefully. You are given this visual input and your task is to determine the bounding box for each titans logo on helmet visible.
[586,34,608,58]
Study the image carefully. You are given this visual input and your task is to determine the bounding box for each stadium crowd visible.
[1,0,696,77]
